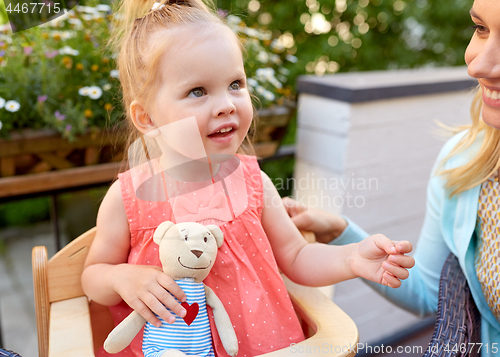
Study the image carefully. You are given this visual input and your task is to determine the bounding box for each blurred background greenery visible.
[0,0,474,231]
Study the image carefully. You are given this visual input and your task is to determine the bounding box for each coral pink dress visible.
[97,155,304,357]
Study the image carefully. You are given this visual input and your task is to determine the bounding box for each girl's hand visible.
[282,197,348,244]
[350,234,415,288]
[112,264,187,327]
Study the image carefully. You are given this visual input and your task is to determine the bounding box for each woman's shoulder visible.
[436,129,484,169]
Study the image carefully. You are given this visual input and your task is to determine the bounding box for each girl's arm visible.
[260,171,414,288]
[81,180,187,327]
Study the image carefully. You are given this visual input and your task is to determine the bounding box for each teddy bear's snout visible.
[191,249,204,258]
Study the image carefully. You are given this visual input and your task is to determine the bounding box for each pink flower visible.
[55,111,65,121]
[24,46,33,55]
[45,50,58,59]
[217,9,228,18]
[65,125,72,131]
[37,95,48,102]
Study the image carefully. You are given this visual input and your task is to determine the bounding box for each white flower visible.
[286,54,298,63]
[92,12,106,19]
[0,121,2,130]
[110,69,119,78]
[68,18,83,30]
[263,91,275,101]
[245,28,259,38]
[88,86,103,100]
[278,67,290,75]
[77,5,98,14]
[78,86,90,96]
[227,15,242,26]
[50,30,76,40]
[59,46,79,56]
[81,14,94,21]
[256,86,266,95]
[0,97,5,108]
[270,78,283,89]
[5,100,20,112]
[96,4,111,12]
[151,3,165,10]
[271,54,282,65]
[257,51,269,63]
[0,34,12,44]
[247,78,258,88]
[256,68,275,82]
[103,84,112,91]
[270,39,285,52]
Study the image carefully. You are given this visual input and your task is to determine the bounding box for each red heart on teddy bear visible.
[181,302,199,326]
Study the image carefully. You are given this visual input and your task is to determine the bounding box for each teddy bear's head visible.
[153,221,224,282]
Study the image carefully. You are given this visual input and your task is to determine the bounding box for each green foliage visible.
[216,0,474,87]
[0,197,50,228]
[0,1,7,25]
[0,3,123,140]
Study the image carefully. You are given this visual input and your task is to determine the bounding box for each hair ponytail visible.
[109,0,212,55]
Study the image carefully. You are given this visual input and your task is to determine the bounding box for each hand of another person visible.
[112,264,187,327]
[282,197,348,244]
[350,234,415,288]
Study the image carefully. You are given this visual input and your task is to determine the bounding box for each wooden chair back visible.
[33,228,358,357]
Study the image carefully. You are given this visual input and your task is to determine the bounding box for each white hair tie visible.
[151,2,165,11]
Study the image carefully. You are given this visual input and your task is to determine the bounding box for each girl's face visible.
[465,0,500,128]
[148,24,253,159]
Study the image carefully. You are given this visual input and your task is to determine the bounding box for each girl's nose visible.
[213,94,236,117]
[467,39,500,79]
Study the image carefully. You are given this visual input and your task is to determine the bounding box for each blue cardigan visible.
[333,130,500,356]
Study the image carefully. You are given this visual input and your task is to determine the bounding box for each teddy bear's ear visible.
[207,225,224,248]
[153,221,175,245]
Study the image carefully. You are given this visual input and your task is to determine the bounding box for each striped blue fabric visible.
[142,278,215,357]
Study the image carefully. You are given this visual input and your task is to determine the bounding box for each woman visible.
[285,0,500,353]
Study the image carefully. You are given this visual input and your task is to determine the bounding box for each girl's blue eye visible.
[189,88,204,98]
[229,81,241,90]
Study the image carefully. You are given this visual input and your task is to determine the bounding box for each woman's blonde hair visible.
[437,86,500,196]
[110,0,256,166]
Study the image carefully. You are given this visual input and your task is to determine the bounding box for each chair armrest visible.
[49,297,95,357]
[32,246,50,357]
[257,276,358,357]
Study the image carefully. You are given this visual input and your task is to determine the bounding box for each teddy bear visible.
[103,221,238,357]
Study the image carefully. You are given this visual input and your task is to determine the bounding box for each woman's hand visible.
[282,197,348,243]
[112,264,187,327]
[350,234,415,288]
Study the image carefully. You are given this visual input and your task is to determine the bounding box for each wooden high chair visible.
[32,228,359,357]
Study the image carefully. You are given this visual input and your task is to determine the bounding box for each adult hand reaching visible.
[282,197,348,244]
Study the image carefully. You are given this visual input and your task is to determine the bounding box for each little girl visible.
[81,0,415,356]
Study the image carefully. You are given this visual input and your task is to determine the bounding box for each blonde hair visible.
[111,0,256,166]
[437,86,500,196]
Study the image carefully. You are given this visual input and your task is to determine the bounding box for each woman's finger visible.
[282,197,306,217]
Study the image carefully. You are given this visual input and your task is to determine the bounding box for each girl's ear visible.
[130,100,158,136]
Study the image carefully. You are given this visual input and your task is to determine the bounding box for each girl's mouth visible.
[208,127,234,138]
